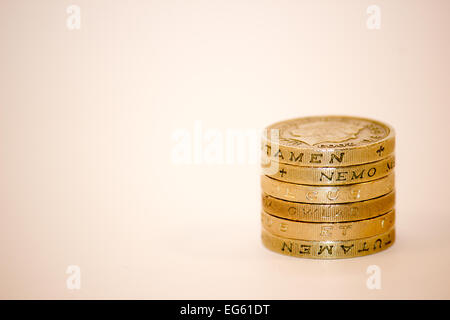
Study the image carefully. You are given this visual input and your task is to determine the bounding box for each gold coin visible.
[263,155,394,185]
[261,227,395,259]
[261,173,394,203]
[261,210,395,241]
[262,192,395,222]
[262,115,395,167]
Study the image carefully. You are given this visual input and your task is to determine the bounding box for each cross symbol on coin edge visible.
[376,145,385,156]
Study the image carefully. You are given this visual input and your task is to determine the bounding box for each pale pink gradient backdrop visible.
[0,0,449,299]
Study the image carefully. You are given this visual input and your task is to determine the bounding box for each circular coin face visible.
[265,115,393,149]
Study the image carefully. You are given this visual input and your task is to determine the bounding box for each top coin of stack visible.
[260,115,396,259]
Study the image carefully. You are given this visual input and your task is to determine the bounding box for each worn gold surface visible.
[261,210,395,241]
[262,115,395,167]
[262,192,395,222]
[261,173,394,203]
[261,227,395,259]
[263,155,394,185]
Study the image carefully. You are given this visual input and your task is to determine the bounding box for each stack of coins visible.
[260,116,395,259]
